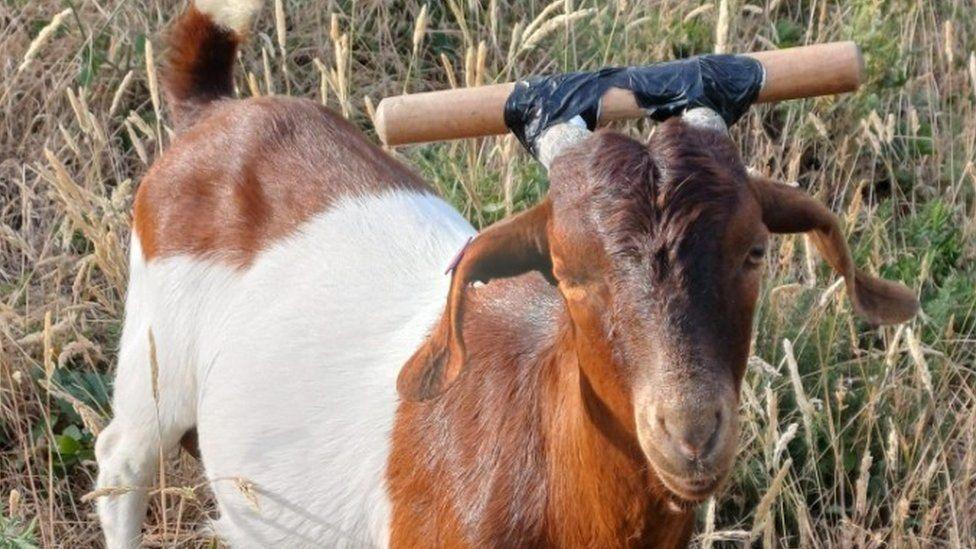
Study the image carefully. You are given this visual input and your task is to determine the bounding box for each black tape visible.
[503,54,764,156]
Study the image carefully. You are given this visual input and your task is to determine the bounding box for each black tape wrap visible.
[503,54,764,157]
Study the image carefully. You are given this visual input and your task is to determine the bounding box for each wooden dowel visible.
[374,41,863,146]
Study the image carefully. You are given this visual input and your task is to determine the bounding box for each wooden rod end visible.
[374,99,391,145]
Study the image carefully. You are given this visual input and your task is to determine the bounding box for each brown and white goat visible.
[95,2,919,547]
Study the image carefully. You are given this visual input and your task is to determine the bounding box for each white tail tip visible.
[195,0,264,33]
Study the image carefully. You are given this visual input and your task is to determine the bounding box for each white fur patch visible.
[681,107,727,133]
[100,190,474,547]
[195,0,263,32]
[96,237,220,549]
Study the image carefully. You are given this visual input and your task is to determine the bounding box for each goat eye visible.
[746,245,766,266]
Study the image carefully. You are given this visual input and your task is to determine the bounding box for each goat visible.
[95,1,919,547]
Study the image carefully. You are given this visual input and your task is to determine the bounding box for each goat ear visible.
[748,174,919,325]
[397,200,554,401]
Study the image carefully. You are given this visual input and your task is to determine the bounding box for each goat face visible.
[399,109,917,507]
[543,110,915,504]
[545,117,762,504]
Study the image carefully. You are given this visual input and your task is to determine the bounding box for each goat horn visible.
[681,107,728,133]
[536,116,592,170]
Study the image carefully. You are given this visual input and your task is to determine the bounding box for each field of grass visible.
[1,0,975,546]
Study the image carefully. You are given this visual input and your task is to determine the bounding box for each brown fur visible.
[133,98,429,267]
[389,127,747,547]
[135,10,428,267]
[132,97,428,267]
[389,275,695,548]
[390,122,918,547]
[163,7,239,130]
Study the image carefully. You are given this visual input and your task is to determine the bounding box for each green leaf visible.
[56,434,81,456]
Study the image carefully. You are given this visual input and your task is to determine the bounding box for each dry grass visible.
[1,0,974,547]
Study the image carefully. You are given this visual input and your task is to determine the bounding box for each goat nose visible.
[656,406,722,461]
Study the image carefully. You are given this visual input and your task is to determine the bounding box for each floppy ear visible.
[748,174,919,325]
[397,200,554,401]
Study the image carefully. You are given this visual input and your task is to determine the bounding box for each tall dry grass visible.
[1,0,974,547]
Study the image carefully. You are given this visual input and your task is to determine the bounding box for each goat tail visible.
[163,0,262,128]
